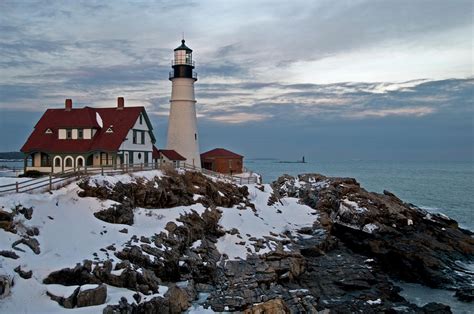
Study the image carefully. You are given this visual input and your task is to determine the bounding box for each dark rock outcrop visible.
[76,284,107,307]
[14,266,32,279]
[12,237,40,254]
[0,250,19,259]
[0,275,12,299]
[94,204,134,225]
[78,171,251,211]
[271,174,474,290]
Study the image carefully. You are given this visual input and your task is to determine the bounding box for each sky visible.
[0,0,473,161]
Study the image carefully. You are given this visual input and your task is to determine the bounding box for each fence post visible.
[101,166,104,176]
[15,182,19,193]
[49,174,52,191]
[248,177,250,184]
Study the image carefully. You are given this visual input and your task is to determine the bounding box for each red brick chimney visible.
[65,99,72,111]
[117,97,124,110]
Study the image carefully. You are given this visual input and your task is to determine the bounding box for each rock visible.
[0,210,14,232]
[13,205,33,220]
[165,285,191,313]
[0,210,13,222]
[43,263,100,286]
[14,266,32,279]
[78,171,251,210]
[119,228,128,234]
[76,284,107,307]
[46,286,80,308]
[420,302,452,313]
[0,275,12,298]
[94,204,134,225]
[0,250,19,259]
[12,237,41,254]
[272,173,474,289]
[455,286,474,302]
[103,297,134,314]
[244,298,289,314]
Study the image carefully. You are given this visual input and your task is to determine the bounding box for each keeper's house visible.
[21,97,157,173]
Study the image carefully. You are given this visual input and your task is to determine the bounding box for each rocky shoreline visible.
[1,170,473,313]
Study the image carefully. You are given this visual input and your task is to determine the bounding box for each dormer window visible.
[139,114,143,125]
[106,127,113,133]
[45,128,53,134]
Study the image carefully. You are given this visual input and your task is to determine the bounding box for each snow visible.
[0,172,207,313]
[191,240,202,249]
[0,177,30,186]
[362,223,379,234]
[216,184,317,260]
[79,284,100,292]
[0,170,322,311]
[340,198,367,213]
[96,112,103,128]
[367,298,382,305]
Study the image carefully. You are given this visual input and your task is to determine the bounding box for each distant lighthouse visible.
[166,39,201,167]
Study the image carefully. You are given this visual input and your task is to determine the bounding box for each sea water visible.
[248,159,474,231]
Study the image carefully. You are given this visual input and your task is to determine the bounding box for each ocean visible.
[247,159,474,231]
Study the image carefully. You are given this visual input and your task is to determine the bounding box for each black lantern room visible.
[170,39,197,81]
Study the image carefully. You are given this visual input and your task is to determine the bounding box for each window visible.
[77,158,84,167]
[40,153,51,167]
[66,129,72,139]
[100,153,113,165]
[138,153,142,160]
[141,131,145,144]
[139,114,143,125]
[129,152,134,164]
[229,160,233,169]
[78,129,83,139]
[106,127,113,133]
[194,133,197,141]
[144,152,148,164]
[65,158,72,167]
[133,130,137,144]
[45,128,53,134]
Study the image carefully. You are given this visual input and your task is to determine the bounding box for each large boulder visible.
[244,298,289,314]
[94,204,134,225]
[0,275,12,299]
[76,284,107,307]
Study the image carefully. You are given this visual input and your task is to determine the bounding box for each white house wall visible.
[84,129,92,139]
[119,113,153,165]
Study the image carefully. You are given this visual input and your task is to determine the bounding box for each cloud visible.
[348,106,436,119]
[207,112,272,124]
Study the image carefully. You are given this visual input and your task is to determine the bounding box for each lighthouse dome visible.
[174,39,192,52]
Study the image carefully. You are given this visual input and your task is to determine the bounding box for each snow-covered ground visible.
[0,170,316,312]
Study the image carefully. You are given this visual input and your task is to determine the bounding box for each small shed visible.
[153,146,186,168]
[201,148,243,175]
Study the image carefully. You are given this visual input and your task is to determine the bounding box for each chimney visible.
[65,99,72,111]
[117,97,124,110]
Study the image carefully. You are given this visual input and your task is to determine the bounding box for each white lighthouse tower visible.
[166,39,201,167]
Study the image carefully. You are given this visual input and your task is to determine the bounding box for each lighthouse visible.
[166,39,201,167]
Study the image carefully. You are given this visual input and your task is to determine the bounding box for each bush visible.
[19,170,43,178]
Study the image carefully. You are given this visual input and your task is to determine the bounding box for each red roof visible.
[152,145,160,159]
[201,148,243,159]
[159,149,186,161]
[21,105,154,153]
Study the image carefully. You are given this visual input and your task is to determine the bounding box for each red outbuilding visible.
[201,148,243,175]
